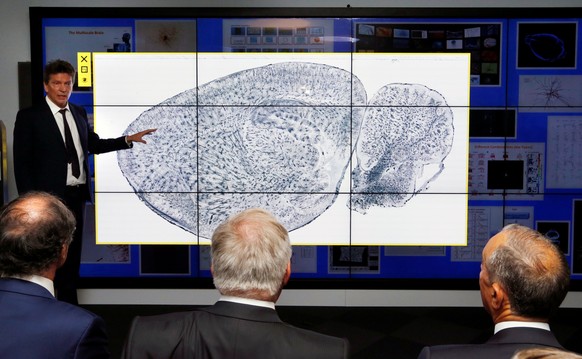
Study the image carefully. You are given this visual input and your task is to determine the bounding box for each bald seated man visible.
[122,208,349,359]
[418,223,570,359]
[0,191,110,358]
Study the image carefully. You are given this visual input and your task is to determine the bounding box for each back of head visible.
[0,192,76,277]
[43,59,76,84]
[211,208,292,300]
[486,224,570,319]
[512,347,582,359]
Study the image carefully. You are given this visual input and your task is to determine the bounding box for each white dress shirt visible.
[5,274,55,297]
[45,97,86,185]
[218,295,276,310]
[494,321,551,334]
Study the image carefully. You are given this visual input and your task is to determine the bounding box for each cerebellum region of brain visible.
[350,83,454,214]
[117,62,454,238]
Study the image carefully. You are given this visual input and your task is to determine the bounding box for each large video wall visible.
[30,8,582,288]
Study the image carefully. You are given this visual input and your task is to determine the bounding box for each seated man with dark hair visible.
[418,224,570,359]
[122,208,349,359]
[0,192,110,359]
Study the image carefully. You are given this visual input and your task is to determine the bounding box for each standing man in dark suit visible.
[122,208,350,359]
[13,59,155,304]
[418,223,571,359]
[0,191,110,359]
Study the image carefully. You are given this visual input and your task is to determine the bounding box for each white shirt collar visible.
[218,295,275,310]
[6,274,55,297]
[45,96,69,114]
[494,321,550,334]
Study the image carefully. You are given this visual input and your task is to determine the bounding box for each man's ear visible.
[490,282,506,310]
[57,243,69,268]
[282,261,291,286]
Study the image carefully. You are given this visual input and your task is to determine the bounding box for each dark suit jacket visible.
[417,326,564,359]
[122,300,350,359]
[13,99,129,199]
[0,278,110,359]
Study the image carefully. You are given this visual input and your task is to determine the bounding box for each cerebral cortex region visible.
[117,62,454,238]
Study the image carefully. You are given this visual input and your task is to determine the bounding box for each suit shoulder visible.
[52,300,103,321]
[134,310,196,323]
[280,322,349,352]
[15,103,53,128]
[418,344,475,358]
[131,311,198,332]
[286,323,345,341]
[37,300,107,338]
[16,104,45,119]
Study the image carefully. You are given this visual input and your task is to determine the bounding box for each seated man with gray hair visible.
[122,208,349,359]
[418,223,571,359]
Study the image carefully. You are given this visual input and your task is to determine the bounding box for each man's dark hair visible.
[0,192,76,276]
[487,224,570,318]
[43,59,76,84]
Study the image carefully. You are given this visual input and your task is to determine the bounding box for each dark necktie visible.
[59,109,81,178]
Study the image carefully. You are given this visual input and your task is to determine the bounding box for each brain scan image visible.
[117,62,455,238]
[94,53,470,245]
